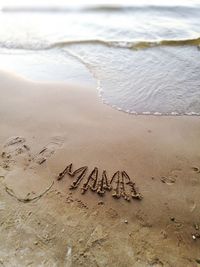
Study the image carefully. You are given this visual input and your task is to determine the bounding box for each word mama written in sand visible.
[57,163,142,202]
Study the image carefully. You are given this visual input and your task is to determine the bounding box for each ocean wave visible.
[2,4,200,13]
[1,37,200,117]
[82,4,200,13]
[98,84,200,117]
[50,37,200,50]
[0,37,199,51]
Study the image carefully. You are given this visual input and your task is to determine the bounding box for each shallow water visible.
[0,1,200,115]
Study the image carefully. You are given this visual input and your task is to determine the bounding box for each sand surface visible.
[0,70,200,266]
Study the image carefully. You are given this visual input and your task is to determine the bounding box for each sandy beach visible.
[0,69,200,266]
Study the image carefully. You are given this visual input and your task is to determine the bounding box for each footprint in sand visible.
[1,136,32,169]
[1,136,64,168]
[4,136,26,147]
[160,176,176,185]
[34,137,64,165]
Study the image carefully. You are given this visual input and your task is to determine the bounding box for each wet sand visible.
[0,70,200,266]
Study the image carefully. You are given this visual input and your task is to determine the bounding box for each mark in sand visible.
[160,176,176,185]
[192,166,200,173]
[57,163,142,202]
[0,175,54,203]
[1,136,31,169]
[34,137,64,165]
[1,136,64,169]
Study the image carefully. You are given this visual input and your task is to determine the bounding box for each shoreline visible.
[0,69,200,266]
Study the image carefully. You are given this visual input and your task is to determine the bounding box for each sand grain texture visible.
[0,70,200,266]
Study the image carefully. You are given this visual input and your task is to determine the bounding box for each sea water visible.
[0,0,200,115]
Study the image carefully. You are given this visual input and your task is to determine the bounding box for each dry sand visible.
[0,70,200,266]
